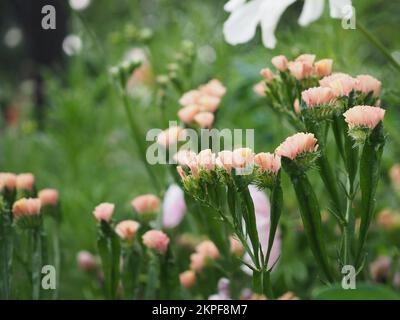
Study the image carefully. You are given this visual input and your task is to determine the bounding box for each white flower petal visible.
[259,0,296,49]
[298,0,325,26]
[329,0,352,19]
[224,0,246,12]
[223,0,264,45]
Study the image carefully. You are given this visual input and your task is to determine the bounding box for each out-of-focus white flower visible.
[197,45,217,64]
[4,27,22,48]
[223,0,352,49]
[62,34,82,56]
[162,184,187,229]
[123,48,148,65]
[69,0,91,11]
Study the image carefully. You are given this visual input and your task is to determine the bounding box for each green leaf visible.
[313,283,400,300]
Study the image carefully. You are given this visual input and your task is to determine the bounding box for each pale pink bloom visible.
[216,150,234,172]
[194,111,215,128]
[142,230,170,254]
[12,198,41,220]
[0,172,17,191]
[254,152,281,173]
[230,236,244,256]
[179,270,196,289]
[16,173,35,191]
[343,105,385,129]
[196,240,220,260]
[288,61,312,80]
[174,150,197,167]
[275,132,318,160]
[389,164,400,187]
[93,202,114,222]
[156,126,186,147]
[199,79,226,98]
[198,94,221,113]
[253,81,267,97]
[295,53,316,65]
[197,149,216,171]
[355,74,381,97]
[179,90,201,106]
[209,278,231,300]
[38,189,59,206]
[369,256,391,282]
[260,68,275,81]
[249,185,270,217]
[115,220,140,241]
[232,148,255,169]
[314,59,333,77]
[76,251,97,272]
[319,73,358,97]
[131,194,160,214]
[178,105,199,124]
[271,55,288,72]
[190,252,206,272]
[293,98,301,114]
[301,86,334,107]
[162,184,187,229]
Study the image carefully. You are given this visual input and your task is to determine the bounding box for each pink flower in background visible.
[293,98,301,114]
[209,278,231,300]
[271,55,288,72]
[196,240,220,260]
[156,126,186,148]
[343,105,385,129]
[230,236,244,256]
[162,184,187,229]
[179,270,197,289]
[142,230,170,254]
[260,68,275,81]
[179,90,201,107]
[194,111,215,128]
[190,252,206,272]
[16,173,35,191]
[253,81,266,97]
[115,220,140,241]
[319,73,357,97]
[314,59,333,77]
[199,79,226,98]
[254,152,281,173]
[301,87,334,107]
[131,194,160,214]
[197,95,221,113]
[12,198,41,219]
[197,149,216,171]
[355,75,382,97]
[275,132,318,160]
[93,202,115,222]
[38,188,59,206]
[76,251,97,272]
[178,105,200,124]
[389,164,400,188]
[0,172,17,191]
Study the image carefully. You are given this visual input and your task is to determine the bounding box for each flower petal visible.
[224,0,246,12]
[223,0,263,45]
[298,0,325,26]
[259,0,296,49]
[329,0,352,19]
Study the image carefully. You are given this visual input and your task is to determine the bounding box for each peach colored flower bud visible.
[131,194,160,214]
[179,90,201,106]
[389,164,400,188]
[77,251,97,272]
[174,150,197,167]
[178,105,199,124]
[93,202,114,222]
[314,59,333,77]
[278,291,299,300]
[253,81,266,97]
[293,98,301,114]
[16,173,35,191]
[216,150,234,173]
[343,105,385,129]
[197,149,216,172]
[232,148,255,169]
[196,240,220,260]
[254,152,281,173]
[0,172,17,191]
[295,54,316,65]
[38,189,59,206]
[275,132,318,160]
[377,209,400,231]
[229,236,244,256]
[156,126,186,147]
[12,198,41,220]
[260,68,275,81]
[319,73,357,97]
[288,61,306,80]
[190,252,206,272]
[179,270,196,289]
[115,220,140,241]
[199,79,226,98]
[301,87,334,107]
[355,74,381,97]
[142,230,170,254]
[271,55,288,72]
[194,111,214,128]
[198,95,221,113]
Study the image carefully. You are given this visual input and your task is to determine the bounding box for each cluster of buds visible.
[189,240,220,272]
[178,79,226,128]
[12,198,42,228]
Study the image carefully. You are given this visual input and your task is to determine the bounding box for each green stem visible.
[31,228,42,300]
[52,219,61,299]
[356,21,400,72]
[263,271,274,299]
[252,270,263,294]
